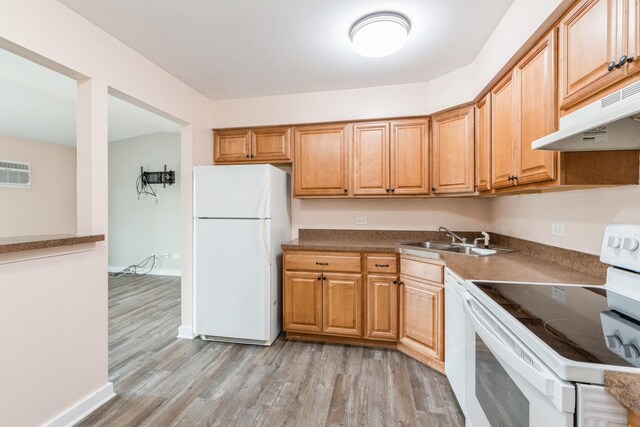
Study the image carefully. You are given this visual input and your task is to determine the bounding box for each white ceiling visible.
[0,48,179,147]
[57,0,515,100]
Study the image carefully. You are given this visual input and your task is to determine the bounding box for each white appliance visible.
[532,79,640,151]
[193,165,290,346]
[445,268,467,415]
[460,224,640,427]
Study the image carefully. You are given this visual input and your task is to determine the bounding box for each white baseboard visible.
[108,265,181,277]
[177,325,195,339]
[46,382,114,427]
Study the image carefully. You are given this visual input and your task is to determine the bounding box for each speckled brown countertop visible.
[0,234,105,255]
[282,229,607,285]
[604,371,640,416]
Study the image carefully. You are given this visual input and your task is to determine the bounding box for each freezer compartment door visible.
[194,218,271,341]
[194,165,271,218]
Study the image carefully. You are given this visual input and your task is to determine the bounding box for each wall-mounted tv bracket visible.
[141,165,176,188]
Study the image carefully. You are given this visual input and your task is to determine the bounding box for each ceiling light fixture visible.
[349,11,411,58]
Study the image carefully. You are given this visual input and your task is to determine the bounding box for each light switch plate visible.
[356,217,368,225]
[552,223,565,236]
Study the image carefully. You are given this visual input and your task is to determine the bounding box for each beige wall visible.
[291,197,492,238]
[0,135,76,237]
[491,185,640,255]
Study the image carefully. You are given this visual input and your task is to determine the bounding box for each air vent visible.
[601,91,621,108]
[0,160,31,188]
[621,81,640,99]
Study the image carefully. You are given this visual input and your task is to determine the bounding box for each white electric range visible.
[451,224,640,427]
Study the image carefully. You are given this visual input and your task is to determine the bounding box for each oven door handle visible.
[463,293,575,412]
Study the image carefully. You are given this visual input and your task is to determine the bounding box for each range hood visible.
[533,80,640,151]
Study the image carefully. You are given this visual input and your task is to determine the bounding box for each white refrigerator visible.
[193,164,290,346]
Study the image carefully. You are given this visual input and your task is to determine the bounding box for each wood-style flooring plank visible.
[78,274,464,426]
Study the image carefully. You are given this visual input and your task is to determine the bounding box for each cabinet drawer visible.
[400,257,444,284]
[285,252,361,273]
[366,255,398,274]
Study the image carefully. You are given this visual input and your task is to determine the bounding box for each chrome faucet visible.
[473,231,491,248]
[438,226,467,246]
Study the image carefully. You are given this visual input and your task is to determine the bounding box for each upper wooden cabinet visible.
[475,95,492,192]
[492,30,558,189]
[214,127,291,164]
[559,0,638,111]
[213,129,252,163]
[353,118,430,196]
[515,30,558,186]
[293,123,350,197]
[353,122,390,196]
[431,106,475,194]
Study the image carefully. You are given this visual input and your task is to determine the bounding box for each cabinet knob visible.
[343,189,348,193]
[431,187,436,192]
[608,61,617,72]
[391,189,395,193]
[246,154,251,158]
[616,55,629,69]
[386,188,391,193]
[392,280,398,285]
[317,276,322,281]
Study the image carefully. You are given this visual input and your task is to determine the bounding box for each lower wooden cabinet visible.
[283,250,445,372]
[323,273,362,337]
[398,255,445,372]
[283,271,322,333]
[365,274,399,341]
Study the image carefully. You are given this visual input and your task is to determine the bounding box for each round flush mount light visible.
[349,11,411,58]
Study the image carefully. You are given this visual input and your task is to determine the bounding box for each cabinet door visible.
[475,95,492,192]
[366,275,399,341]
[213,129,251,163]
[293,124,349,197]
[353,122,390,196]
[399,277,444,361]
[559,0,626,110]
[491,72,517,189]
[628,0,640,75]
[431,106,475,194]
[283,271,322,333]
[251,127,291,162]
[322,273,363,337]
[516,30,558,186]
[389,119,430,195]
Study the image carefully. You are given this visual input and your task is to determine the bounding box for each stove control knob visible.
[607,236,622,249]
[606,334,623,349]
[622,238,640,253]
[622,343,640,359]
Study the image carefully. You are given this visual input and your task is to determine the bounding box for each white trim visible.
[108,265,181,277]
[177,325,195,339]
[45,382,114,427]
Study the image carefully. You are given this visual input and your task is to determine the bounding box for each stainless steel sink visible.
[399,241,513,257]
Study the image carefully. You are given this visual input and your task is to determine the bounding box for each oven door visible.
[463,293,575,427]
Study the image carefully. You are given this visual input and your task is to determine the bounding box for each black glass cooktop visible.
[472,282,639,368]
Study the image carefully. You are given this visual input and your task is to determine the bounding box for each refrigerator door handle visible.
[259,174,272,265]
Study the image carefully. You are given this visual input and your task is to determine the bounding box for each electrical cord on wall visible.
[136,172,157,200]
[108,254,169,278]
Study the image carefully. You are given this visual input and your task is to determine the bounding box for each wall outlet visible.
[356,217,368,225]
[552,286,566,303]
[551,223,565,236]
[171,253,180,259]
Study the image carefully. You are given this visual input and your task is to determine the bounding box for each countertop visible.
[282,232,606,285]
[0,234,105,255]
[604,371,640,416]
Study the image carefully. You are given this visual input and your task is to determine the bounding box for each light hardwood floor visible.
[79,275,464,427]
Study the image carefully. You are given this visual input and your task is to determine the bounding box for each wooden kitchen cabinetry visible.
[293,123,350,197]
[283,251,363,338]
[365,254,399,341]
[213,126,291,164]
[431,105,475,194]
[398,255,445,372]
[353,118,430,196]
[491,30,558,189]
[559,0,640,112]
[475,95,492,192]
